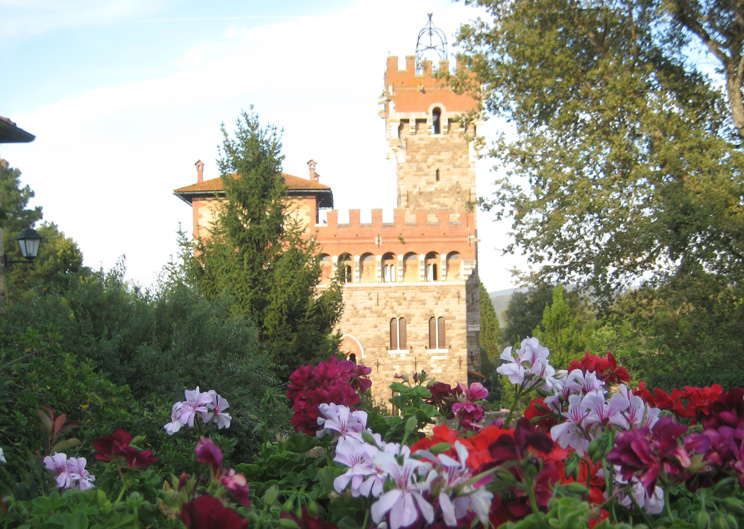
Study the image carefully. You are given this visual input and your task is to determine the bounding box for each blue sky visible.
[0,0,523,292]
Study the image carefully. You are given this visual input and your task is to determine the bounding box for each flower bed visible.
[3,341,744,528]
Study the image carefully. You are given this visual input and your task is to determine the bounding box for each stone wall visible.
[334,281,473,408]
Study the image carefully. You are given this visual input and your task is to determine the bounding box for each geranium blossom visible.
[497,337,558,392]
[316,403,368,439]
[179,495,247,529]
[200,390,232,430]
[44,453,95,490]
[180,387,213,427]
[550,393,592,455]
[370,450,434,529]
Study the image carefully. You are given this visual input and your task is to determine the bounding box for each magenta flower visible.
[179,495,247,529]
[196,437,224,478]
[607,416,690,494]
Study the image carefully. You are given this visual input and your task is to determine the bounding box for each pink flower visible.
[220,469,251,509]
[200,391,232,430]
[316,403,367,439]
[370,451,434,529]
[180,387,213,427]
[44,453,74,489]
[164,401,185,435]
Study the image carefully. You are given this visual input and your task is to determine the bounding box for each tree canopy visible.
[456,0,744,302]
[189,110,343,377]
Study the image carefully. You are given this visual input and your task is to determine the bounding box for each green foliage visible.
[3,480,179,529]
[190,110,343,378]
[533,285,588,369]
[457,0,744,305]
[0,159,42,237]
[502,284,554,347]
[479,281,506,403]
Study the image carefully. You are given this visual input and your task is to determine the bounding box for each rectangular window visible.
[390,317,407,350]
[429,316,446,350]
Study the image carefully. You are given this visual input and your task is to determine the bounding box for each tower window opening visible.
[428,317,446,350]
[432,107,442,134]
[390,317,407,350]
[425,252,439,281]
[435,169,440,182]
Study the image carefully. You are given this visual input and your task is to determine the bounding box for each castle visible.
[174,19,484,405]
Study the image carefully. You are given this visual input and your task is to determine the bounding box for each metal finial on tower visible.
[415,14,448,67]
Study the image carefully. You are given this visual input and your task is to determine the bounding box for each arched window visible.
[446,252,461,281]
[360,253,375,283]
[403,252,418,282]
[382,252,396,283]
[425,252,439,281]
[428,317,446,350]
[432,107,442,135]
[339,253,353,283]
[390,317,407,350]
[435,168,440,182]
[319,254,332,283]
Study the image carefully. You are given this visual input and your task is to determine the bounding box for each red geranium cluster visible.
[94,429,158,469]
[410,418,600,527]
[286,356,372,435]
[568,352,630,384]
[179,495,247,529]
[635,382,723,423]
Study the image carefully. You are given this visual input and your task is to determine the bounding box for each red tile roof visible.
[174,172,331,195]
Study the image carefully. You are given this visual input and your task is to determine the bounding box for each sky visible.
[0,0,526,293]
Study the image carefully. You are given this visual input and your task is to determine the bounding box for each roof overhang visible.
[0,117,35,143]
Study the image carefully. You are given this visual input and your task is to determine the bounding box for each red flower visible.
[94,429,157,468]
[94,429,132,461]
[568,352,630,384]
[279,507,338,529]
[121,446,158,469]
[286,357,372,435]
[179,495,247,529]
[524,397,557,433]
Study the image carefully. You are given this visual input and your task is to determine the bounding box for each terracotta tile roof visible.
[174,172,331,195]
[0,116,35,143]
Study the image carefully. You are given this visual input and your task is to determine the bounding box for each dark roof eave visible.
[174,187,334,207]
[0,120,35,143]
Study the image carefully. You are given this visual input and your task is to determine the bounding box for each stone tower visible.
[381,55,481,213]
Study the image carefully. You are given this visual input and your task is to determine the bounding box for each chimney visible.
[195,160,204,183]
[307,159,319,182]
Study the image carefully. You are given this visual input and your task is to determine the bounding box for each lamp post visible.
[4,227,42,268]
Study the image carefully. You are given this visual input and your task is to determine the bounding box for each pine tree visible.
[533,285,587,369]
[190,110,343,377]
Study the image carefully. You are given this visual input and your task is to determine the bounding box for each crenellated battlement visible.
[319,208,472,231]
[382,55,478,116]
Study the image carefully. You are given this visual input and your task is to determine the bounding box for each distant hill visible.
[489,288,516,326]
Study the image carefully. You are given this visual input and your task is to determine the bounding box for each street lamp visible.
[4,227,42,269]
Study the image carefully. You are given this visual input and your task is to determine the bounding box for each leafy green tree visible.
[502,283,554,346]
[532,285,587,369]
[189,110,343,377]
[456,0,744,303]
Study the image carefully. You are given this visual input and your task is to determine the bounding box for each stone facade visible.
[174,53,484,408]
